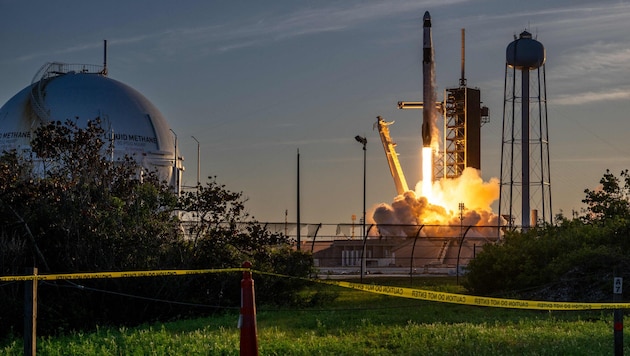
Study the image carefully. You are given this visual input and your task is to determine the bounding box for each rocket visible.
[421,11,434,147]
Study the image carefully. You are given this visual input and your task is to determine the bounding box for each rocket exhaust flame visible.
[421,147,432,199]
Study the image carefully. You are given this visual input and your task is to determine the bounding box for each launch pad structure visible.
[378,27,489,187]
[443,83,488,179]
[305,18,552,275]
[440,29,490,180]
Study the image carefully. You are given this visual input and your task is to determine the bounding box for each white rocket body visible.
[422,11,434,147]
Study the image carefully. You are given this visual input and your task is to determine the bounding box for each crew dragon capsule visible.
[421,10,434,148]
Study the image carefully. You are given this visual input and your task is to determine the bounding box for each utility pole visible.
[170,129,179,195]
[355,135,367,281]
[296,149,301,250]
[191,136,200,186]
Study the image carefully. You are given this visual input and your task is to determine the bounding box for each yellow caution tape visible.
[3,268,628,311]
[0,268,245,282]
[252,270,630,310]
[318,279,629,311]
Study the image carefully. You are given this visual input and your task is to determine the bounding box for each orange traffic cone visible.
[239,261,258,355]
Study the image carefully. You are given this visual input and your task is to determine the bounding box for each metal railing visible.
[29,62,106,126]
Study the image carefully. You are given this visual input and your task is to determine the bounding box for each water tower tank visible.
[506,31,546,69]
[0,62,183,189]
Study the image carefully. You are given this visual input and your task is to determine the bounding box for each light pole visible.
[191,135,200,186]
[169,128,179,195]
[191,136,201,235]
[355,135,367,281]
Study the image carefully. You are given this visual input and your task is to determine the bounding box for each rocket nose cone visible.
[424,11,431,20]
[423,11,431,27]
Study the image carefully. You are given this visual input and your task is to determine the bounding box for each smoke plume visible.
[372,168,501,237]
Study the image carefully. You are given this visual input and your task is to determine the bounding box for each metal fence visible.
[182,220,503,275]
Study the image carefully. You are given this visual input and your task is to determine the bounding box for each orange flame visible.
[421,147,433,200]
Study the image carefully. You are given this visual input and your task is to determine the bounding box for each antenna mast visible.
[102,40,108,76]
[459,29,466,87]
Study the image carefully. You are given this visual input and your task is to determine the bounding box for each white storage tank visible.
[0,61,183,190]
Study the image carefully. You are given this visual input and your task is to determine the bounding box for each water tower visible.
[499,31,552,230]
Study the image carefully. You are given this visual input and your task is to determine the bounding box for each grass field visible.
[1,276,627,355]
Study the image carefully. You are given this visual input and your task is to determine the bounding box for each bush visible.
[0,119,314,336]
[464,170,630,301]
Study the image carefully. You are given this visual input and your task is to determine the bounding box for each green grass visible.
[2,277,628,355]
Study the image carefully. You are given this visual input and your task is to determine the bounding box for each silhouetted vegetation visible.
[464,169,630,301]
[0,119,314,337]
[2,277,620,355]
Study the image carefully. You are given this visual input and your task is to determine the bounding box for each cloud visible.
[13,34,156,63]
[508,4,630,106]
[142,0,469,55]
[15,42,104,62]
[552,89,630,105]
[555,156,630,163]
[217,0,466,44]
[548,40,630,105]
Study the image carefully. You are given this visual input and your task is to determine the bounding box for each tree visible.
[0,119,186,333]
[0,118,315,336]
[464,170,630,302]
[178,179,315,307]
[11,119,182,272]
[582,169,630,223]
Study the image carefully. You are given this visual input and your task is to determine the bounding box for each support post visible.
[239,261,258,356]
[24,267,38,356]
[409,226,424,285]
[297,149,301,250]
[614,274,623,356]
[359,225,375,283]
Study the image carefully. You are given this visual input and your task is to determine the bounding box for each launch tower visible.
[397,27,488,181]
[442,29,489,179]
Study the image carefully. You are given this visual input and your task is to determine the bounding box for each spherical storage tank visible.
[506,31,545,69]
[0,62,183,189]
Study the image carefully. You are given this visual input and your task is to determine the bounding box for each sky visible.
[2,0,630,229]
